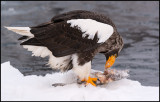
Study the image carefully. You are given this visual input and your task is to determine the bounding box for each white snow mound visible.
[1,61,159,101]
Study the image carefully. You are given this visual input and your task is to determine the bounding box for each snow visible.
[1,61,159,101]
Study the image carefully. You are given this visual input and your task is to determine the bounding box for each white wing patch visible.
[23,45,71,70]
[67,19,114,43]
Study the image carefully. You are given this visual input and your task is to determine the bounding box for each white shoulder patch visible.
[67,19,114,43]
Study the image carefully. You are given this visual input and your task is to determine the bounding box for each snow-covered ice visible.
[1,61,159,101]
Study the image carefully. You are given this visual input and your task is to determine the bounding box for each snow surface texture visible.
[1,62,159,101]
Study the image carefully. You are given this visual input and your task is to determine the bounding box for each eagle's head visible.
[100,32,124,69]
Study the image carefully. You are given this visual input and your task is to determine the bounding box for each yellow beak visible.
[105,55,116,68]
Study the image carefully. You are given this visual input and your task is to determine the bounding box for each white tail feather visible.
[4,26,34,37]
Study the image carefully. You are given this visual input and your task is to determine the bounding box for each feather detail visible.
[4,26,34,37]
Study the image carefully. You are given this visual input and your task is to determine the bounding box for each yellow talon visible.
[85,76,97,86]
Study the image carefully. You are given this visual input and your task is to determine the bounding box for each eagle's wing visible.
[27,22,100,57]
[51,10,93,23]
[21,11,114,57]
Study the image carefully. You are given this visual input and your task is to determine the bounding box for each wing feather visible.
[27,10,115,57]
[30,22,100,57]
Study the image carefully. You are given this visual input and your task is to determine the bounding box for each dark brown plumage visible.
[16,10,123,70]
[19,10,123,66]
[5,10,124,86]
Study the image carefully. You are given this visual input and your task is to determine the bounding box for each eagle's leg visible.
[72,54,98,86]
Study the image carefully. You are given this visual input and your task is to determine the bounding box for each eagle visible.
[5,10,124,86]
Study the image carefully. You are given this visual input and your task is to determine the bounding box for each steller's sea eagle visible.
[5,10,124,86]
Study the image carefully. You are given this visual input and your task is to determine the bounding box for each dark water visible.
[1,1,159,86]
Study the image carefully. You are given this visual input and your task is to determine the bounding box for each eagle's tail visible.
[4,26,34,37]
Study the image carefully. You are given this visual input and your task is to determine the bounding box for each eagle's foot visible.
[85,76,97,87]
[77,76,97,86]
